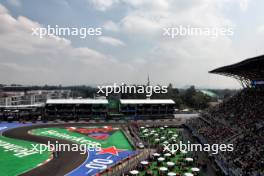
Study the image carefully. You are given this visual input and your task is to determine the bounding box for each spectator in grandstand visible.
[187,88,264,176]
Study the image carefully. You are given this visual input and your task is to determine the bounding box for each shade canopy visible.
[209,55,264,81]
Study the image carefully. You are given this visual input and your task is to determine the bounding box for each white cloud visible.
[103,20,119,32]
[98,36,125,46]
[210,0,252,11]
[90,0,169,12]
[0,0,259,88]
[123,0,169,11]
[238,0,251,11]
[257,25,264,33]
[114,0,241,88]
[0,4,8,14]
[0,3,133,85]
[121,14,161,39]
[89,0,119,11]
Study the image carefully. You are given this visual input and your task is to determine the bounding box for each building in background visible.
[0,90,71,106]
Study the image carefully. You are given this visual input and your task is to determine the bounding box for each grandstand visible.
[120,99,175,119]
[45,99,108,120]
[42,98,176,121]
[0,104,44,121]
[0,98,175,121]
[187,55,264,176]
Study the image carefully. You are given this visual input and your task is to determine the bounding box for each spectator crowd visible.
[187,88,264,176]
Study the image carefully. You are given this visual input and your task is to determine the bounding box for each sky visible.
[0,0,263,89]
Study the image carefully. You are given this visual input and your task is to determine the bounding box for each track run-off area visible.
[0,122,51,176]
[0,122,136,176]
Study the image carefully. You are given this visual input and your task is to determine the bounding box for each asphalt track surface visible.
[2,123,92,176]
[1,120,185,176]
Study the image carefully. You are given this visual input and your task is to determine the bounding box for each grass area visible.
[137,154,193,176]
[0,136,50,176]
[30,127,134,150]
[104,130,133,150]
[137,126,200,176]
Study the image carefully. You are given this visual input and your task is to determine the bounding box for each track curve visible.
[2,123,89,176]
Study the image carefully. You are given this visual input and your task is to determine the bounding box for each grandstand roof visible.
[46,99,108,104]
[0,103,45,108]
[199,90,217,98]
[120,99,175,104]
[209,55,264,80]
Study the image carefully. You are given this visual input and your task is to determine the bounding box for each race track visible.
[2,123,89,176]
